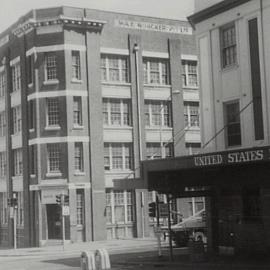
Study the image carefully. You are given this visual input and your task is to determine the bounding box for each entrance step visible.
[45,240,63,246]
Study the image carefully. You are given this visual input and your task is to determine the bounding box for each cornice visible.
[11,15,106,37]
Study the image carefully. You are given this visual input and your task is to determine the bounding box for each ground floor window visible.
[0,192,8,225]
[105,189,134,239]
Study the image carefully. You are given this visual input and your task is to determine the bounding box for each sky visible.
[0,0,194,32]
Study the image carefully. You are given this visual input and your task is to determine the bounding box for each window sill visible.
[145,126,173,130]
[73,125,84,130]
[103,125,133,129]
[71,78,83,84]
[30,174,36,178]
[43,79,59,85]
[105,169,134,174]
[28,83,33,88]
[220,63,239,73]
[182,86,199,90]
[144,83,171,88]
[101,81,131,86]
[29,128,35,133]
[46,172,62,177]
[74,171,86,176]
[45,125,61,131]
[185,126,200,131]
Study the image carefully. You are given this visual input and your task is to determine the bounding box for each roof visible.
[188,0,252,27]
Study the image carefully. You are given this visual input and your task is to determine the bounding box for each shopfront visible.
[142,145,270,255]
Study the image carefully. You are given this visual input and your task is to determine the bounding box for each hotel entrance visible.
[46,204,62,239]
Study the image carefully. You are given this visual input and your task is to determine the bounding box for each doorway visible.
[47,204,62,239]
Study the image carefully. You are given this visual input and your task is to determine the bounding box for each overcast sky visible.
[0,0,194,32]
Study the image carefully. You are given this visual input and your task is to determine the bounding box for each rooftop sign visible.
[115,19,192,35]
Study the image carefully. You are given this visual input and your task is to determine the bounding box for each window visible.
[105,190,134,225]
[221,23,237,68]
[12,106,22,134]
[0,112,6,137]
[181,60,198,87]
[74,142,84,172]
[242,188,261,223]
[104,143,133,170]
[184,102,200,128]
[27,55,34,85]
[0,192,8,225]
[146,143,173,160]
[103,98,131,126]
[143,58,169,85]
[47,98,60,127]
[186,143,201,155]
[144,100,172,127]
[13,148,23,176]
[101,55,129,83]
[16,192,24,226]
[29,145,35,175]
[76,189,84,225]
[45,53,57,81]
[29,100,35,130]
[11,62,21,92]
[47,144,61,173]
[0,70,6,97]
[225,101,241,147]
[0,152,6,177]
[72,51,81,80]
[73,97,82,126]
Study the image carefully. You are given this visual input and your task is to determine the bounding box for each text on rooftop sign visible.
[194,149,266,167]
[115,19,192,35]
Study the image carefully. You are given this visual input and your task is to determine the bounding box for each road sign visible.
[62,205,70,216]
[159,203,169,217]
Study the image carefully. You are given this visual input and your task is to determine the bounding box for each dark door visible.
[47,204,62,239]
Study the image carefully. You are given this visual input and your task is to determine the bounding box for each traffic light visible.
[7,198,11,206]
[149,202,156,218]
[56,195,61,204]
[11,198,18,207]
[64,195,69,205]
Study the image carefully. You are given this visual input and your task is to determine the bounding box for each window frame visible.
[220,22,237,69]
[46,98,60,128]
[74,142,84,173]
[104,143,133,171]
[0,70,6,97]
[103,98,132,126]
[143,58,170,85]
[72,50,81,81]
[12,106,22,134]
[144,100,172,127]
[44,52,58,82]
[73,97,83,127]
[47,143,61,174]
[184,101,200,128]
[101,54,130,83]
[224,100,242,147]
[13,148,23,176]
[181,59,198,88]
[11,62,21,92]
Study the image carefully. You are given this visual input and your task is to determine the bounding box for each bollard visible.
[95,249,111,270]
[81,251,96,270]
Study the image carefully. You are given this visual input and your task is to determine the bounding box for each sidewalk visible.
[0,237,165,258]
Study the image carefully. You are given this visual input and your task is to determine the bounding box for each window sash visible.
[221,25,237,68]
[76,190,84,225]
[0,71,6,97]
[47,98,60,126]
[104,143,133,170]
[101,55,129,83]
[47,144,61,173]
[72,51,81,80]
[14,149,23,176]
[102,99,131,126]
[45,54,57,80]
[11,63,21,92]
[74,143,83,172]
[182,60,198,87]
[144,101,171,127]
[184,102,200,128]
[73,97,82,126]
[143,59,169,85]
[226,102,241,146]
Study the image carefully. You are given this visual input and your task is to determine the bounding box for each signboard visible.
[115,19,192,35]
[159,203,169,218]
[41,189,67,204]
[62,205,70,216]
[194,148,266,167]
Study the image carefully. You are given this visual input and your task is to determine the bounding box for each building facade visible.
[0,6,200,248]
